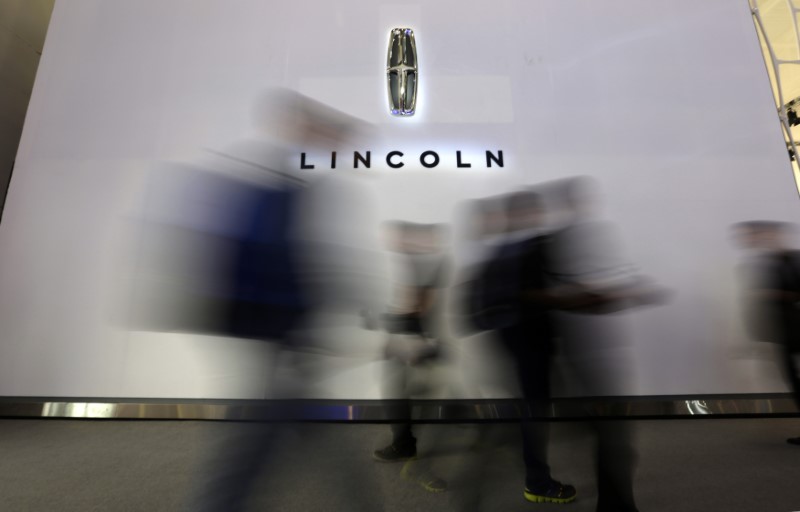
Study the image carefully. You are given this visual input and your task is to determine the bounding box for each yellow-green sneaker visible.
[523,481,576,504]
[401,460,447,493]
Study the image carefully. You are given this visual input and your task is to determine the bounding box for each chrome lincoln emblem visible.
[387,28,417,116]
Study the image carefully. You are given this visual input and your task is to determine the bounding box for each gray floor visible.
[0,418,798,511]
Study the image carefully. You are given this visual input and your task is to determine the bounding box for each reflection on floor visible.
[0,418,797,511]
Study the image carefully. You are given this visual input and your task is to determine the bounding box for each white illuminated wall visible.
[0,0,797,398]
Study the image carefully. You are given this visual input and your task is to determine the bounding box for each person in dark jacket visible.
[479,190,577,504]
[734,220,800,445]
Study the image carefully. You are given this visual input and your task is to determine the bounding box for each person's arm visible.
[521,284,606,309]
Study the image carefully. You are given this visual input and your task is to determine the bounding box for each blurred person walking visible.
[734,220,800,445]
[467,190,577,505]
[175,90,381,511]
[545,176,666,512]
[373,221,450,493]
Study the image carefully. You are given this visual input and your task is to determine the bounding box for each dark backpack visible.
[130,165,307,342]
[462,240,529,332]
[223,183,308,341]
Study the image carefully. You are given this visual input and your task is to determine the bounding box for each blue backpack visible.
[224,182,308,341]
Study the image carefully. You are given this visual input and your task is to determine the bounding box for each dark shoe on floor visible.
[524,480,577,504]
[373,443,417,462]
[787,437,800,445]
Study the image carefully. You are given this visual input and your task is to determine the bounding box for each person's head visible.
[505,190,544,232]
[384,221,444,253]
[555,176,599,222]
[733,221,793,251]
[463,197,507,240]
[252,88,363,150]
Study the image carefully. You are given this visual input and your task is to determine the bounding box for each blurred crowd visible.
[122,90,799,512]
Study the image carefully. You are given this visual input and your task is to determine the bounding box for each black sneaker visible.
[523,480,577,504]
[787,437,800,446]
[373,443,417,462]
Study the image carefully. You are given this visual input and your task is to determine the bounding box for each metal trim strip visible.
[0,394,796,421]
